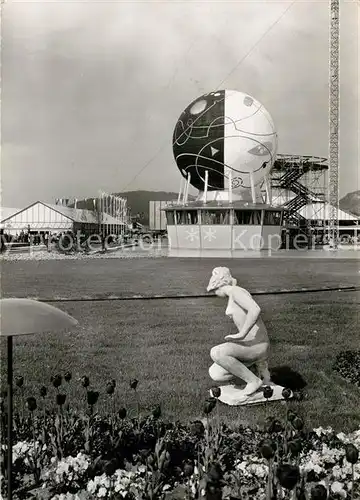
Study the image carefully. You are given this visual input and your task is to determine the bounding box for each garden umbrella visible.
[0,298,78,500]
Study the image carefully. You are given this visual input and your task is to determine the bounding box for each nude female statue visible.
[207,267,271,402]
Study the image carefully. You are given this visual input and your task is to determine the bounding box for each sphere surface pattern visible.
[173,90,278,192]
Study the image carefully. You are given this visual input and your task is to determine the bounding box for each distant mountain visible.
[113,191,178,225]
[339,190,360,216]
[115,191,198,225]
[73,191,193,226]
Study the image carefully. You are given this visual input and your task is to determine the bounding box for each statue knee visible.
[209,363,232,383]
[210,345,223,363]
[209,364,220,381]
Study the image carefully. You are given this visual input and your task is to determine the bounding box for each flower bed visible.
[1,375,359,499]
[333,351,360,388]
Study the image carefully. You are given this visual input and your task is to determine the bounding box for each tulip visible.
[152,405,161,419]
[287,410,297,422]
[190,420,205,437]
[80,376,90,388]
[206,462,223,484]
[183,462,194,477]
[118,407,127,419]
[203,397,216,415]
[40,386,47,398]
[288,439,303,457]
[276,463,300,490]
[147,454,155,467]
[292,416,304,431]
[263,386,274,399]
[56,393,67,406]
[87,390,99,406]
[260,439,276,460]
[292,390,304,401]
[106,383,115,395]
[64,371,72,383]
[268,419,284,434]
[282,388,292,401]
[130,379,138,390]
[310,484,328,499]
[15,376,24,388]
[26,397,37,412]
[345,443,359,464]
[210,387,221,398]
[51,374,62,388]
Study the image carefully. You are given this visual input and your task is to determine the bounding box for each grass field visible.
[1,257,359,432]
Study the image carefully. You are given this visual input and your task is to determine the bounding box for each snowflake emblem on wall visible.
[203,228,217,242]
[185,228,199,242]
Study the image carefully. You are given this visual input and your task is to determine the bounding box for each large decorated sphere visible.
[173,90,278,192]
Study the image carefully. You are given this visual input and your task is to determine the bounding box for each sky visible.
[1,0,359,208]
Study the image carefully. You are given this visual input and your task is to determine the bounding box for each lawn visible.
[1,257,359,432]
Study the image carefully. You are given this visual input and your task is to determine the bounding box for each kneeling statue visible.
[207,267,286,405]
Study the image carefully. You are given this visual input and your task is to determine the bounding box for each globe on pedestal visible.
[173,90,278,195]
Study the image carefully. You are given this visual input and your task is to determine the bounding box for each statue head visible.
[206,267,237,296]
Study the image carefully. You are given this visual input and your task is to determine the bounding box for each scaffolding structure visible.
[328,0,340,248]
[270,154,328,232]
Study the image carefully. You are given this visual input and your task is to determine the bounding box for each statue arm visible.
[226,288,261,340]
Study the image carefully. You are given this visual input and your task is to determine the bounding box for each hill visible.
[73,191,190,225]
[339,190,360,216]
[113,191,180,224]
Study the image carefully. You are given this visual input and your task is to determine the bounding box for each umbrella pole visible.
[7,335,13,500]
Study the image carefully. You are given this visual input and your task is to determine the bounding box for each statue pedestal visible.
[211,383,291,406]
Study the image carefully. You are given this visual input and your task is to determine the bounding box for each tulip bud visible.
[345,443,359,464]
[51,374,62,388]
[292,390,304,402]
[40,386,47,398]
[203,397,216,415]
[15,376,24,388]
[210,387,221,398]
[207,462,223,484]
[180,462,194,477]
[106,383,115,395]
[190,420,205,437]
[80,376,90,388]
[310,484,328,500]
[183,462,194,477]
[260,439,276,460]
[268,419,284,434]
[276,463,300,490]
[130,379,138,390]
[56,393,67,406]
[282,388,292,401]
[118,407,127,419]
[292,416,304,431]
[287,410,297,422]
[288,439,302,457]
[26,397,37,412]
[263,386,274,399]
[152,405,161,419]
[87,390,99,406]
[64,371,72,383]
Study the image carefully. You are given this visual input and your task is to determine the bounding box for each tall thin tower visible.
[328,0,340,248]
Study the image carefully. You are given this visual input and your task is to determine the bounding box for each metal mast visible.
[328,0,340,248]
